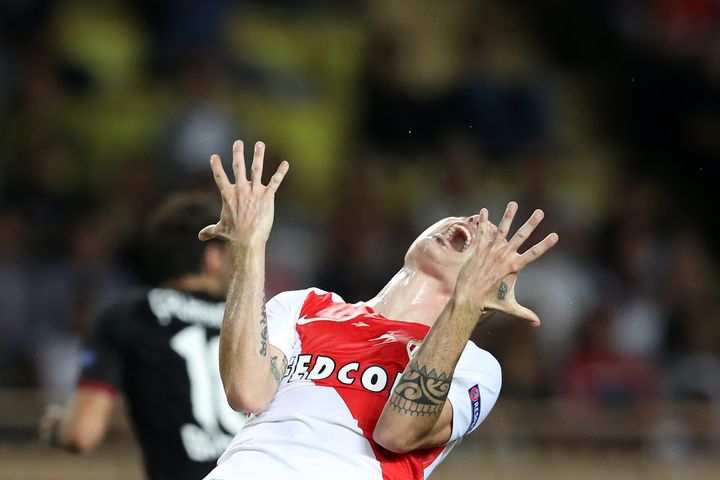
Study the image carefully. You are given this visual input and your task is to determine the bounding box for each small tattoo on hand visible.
[498,281,508,300]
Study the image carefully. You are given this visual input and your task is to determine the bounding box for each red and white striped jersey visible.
[205,288,501,480]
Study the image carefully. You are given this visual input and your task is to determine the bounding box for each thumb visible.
[198,224,218,241]
[510,303,541,327]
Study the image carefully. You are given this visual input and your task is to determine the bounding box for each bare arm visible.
[220,243,287,411]
[199,140,289,413]
[374,300,476,452]
[39,387,115,453]
[374,203,558,452]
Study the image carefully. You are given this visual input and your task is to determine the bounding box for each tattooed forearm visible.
[259,298,268,356]
[498,281,508,300]
[270,354,288,383]
[388,360,451,416]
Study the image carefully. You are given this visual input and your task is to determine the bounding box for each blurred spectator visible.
[130,0,231,75]
[655,297,720,460]
[0,205,36,386]
[316,161,398,302]
[167,55,239,185]
[517,246,595,370]
[0,0,717,457]
[653,394,720,461]
[483,320,549,398]
[33,209,134,396]
[359,33,440,155]
[449,28,552,159]
[102,153,163,278]
[662,229,717,317]
[511,148,596,368]
[414,133,489,228]
[594,180,668,358]
[664,300,720,402]
[265,154,323,296]
[8,137,82,258]
[560,307,661,405]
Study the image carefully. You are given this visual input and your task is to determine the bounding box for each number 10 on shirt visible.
[171,326,247,460]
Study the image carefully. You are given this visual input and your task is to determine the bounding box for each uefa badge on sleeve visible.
[465,384,481,434]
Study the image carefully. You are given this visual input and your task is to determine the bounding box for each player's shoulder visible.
[459,341,502,379]
[145,287,225,329]
[96,287,152,323]
[87,287,153,340]
[269,287,345,308]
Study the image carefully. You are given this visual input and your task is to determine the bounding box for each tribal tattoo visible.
[497,281,508,300]
[259,298,268,356]
[388,360,451,416]
[270,354,288,383]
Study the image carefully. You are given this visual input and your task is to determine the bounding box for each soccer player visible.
[40,193,248,480]
[200,140,559,479]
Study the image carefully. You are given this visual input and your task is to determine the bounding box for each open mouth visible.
[433,223,472,253]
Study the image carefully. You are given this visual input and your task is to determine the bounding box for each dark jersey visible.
[78,287,247,480]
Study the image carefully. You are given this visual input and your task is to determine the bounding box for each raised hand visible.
[199,140,289,247]
[454,202,559,326]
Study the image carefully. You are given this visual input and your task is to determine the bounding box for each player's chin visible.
[411,242,463,276]
[406,242,437,270]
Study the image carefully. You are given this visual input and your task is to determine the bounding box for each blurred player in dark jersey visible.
[40,193,248,480]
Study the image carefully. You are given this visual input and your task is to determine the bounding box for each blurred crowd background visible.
[1,0,719,475]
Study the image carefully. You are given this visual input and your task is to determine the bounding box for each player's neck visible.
[163,274,225,298]
[365,268,452,326]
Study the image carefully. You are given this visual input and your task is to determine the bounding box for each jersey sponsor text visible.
[285,354,401,394]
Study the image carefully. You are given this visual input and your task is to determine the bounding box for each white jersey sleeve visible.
[265,288,329,360]
[446,341,502,443]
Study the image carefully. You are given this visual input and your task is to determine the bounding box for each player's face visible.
[404,214,484,285]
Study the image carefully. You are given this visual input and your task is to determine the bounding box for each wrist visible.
[449,294,491,323]
[229,242,267,278]
[229,238,267,257]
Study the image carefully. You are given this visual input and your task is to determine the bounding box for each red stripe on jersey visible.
[78,379,118,397]
[296,291,444,480]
